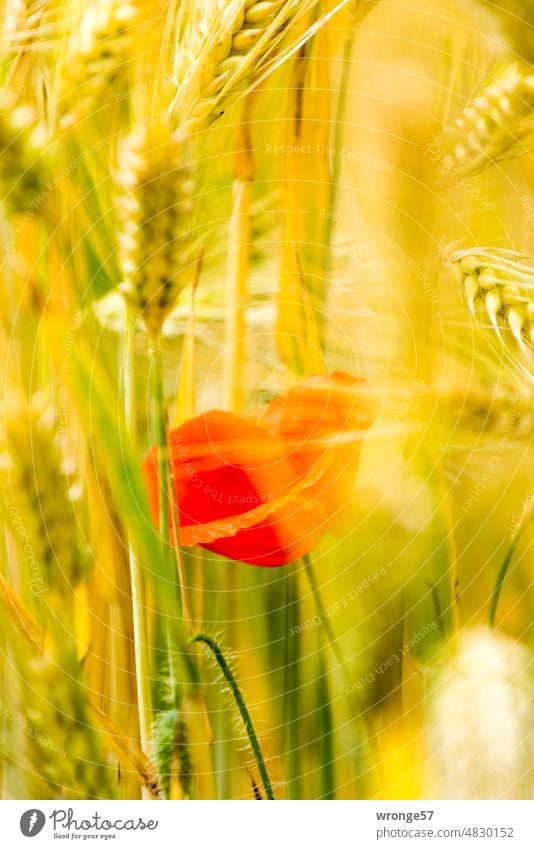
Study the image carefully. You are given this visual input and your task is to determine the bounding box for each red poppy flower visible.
[144,373,375,566]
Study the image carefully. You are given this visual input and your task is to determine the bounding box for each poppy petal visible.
[143,374,376,567]
[260,372,375,475]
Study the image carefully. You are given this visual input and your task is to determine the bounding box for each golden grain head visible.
[0,392,85,592]
[452,247,534,359]
[173,0,328,137]
[16,649,117,799]
[116,117,195,338]
[1,0,52,52]
[57,0,161,128]
[442,63,534,177]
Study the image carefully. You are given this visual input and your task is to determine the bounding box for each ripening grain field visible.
[0,0,533,801]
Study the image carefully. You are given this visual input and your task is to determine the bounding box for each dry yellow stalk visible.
[352,0,379,23]
[173,267,200,427]
[90,698,161,797]
[0,571,43,648]
[276,31,328,374]
[116,116,195,339]
[223,103,254,414]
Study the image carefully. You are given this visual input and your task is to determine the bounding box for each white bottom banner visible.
[2,800,533,848]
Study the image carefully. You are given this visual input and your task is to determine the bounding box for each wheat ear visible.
[442,63,534,177]
[0,391,86,597]
[172,0,349,137]
[0,572,141,798]
[57,0,161,129]
[116,116,195,339]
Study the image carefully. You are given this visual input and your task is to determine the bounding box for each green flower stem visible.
[303,552,376,793]
[212,565,238,800]
[315,631,336,799]
[149,338,194,700]
[122,305,153,757]
[149,339,170,547]
[303,553,346,671]
[190,633,276,800]
[284,567,301,799]
[489,520,527,629]
[168,468,195,635]
[302,554,348,799]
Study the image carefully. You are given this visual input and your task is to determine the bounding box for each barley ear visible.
[452,247,534,368]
